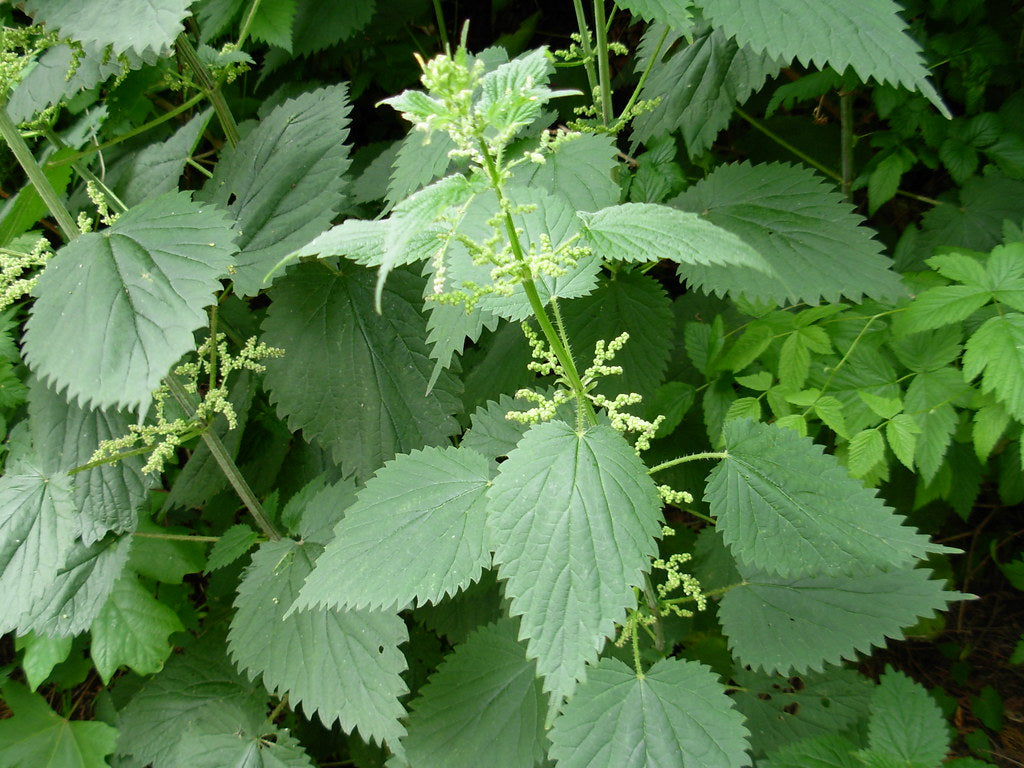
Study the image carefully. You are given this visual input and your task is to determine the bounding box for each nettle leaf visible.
[617,0,694,29]
[672,162,904,305]
[386,129,456,206]
[280,474,358,546]
[291,0,376,55]
[963,313,1024,421]
[24,0,190,56]
[561,271,674,401]
[197,85,352,296]
[868,667,950,768]
[89,573,183,683]
[512,132,620,212]
[0,680,117,768]
[547,657,750,768]
[719,563,959,674]
[23,192,237,413]
[18,633,73,691]
[633,23,782,158]
[296,445,492,612]
[249,0,296,51]
[205,524,259,572]
[461,392,576,460]
[261,261,461,481]
[174,721,314,768]
[230,539,409,747]
[706,420,945,579]
[579,202,771,274]
[401,620,547,768]
[487,421,662,701]
[694,0,947,116]
[767,734,862,768]
[29,377,147,545]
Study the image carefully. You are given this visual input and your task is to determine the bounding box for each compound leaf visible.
[547,657,750,768]
[672,162,903,305]
[694,0,947,115]
[706,419,946,579]
[487,421,662,702]
[963,313,1024,421]
[24,192,237,413]
[401,620,547,768]
[230,539,408,748]
[261,261,461,481]
[89,573,183,683]
[0,680,117,768]
[198,85,352,296]
[296,446,491,612]
[719,563,959,674]
[24,0,190,56]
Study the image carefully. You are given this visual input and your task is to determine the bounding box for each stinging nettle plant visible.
[0,1,985,767]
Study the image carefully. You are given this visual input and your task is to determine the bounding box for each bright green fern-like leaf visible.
[23,192,237,413]
[24,0,190,56]
[547,657,750,768]
[671,162,904,305]
[964,313,1024,421]
[401,620,547,768]
[295,445,492,612]
[0,680,117,768]
[486,421,662,702]
[261,262,461,481]
[693,0,948,116]
[719,562,959,674]
[230,539,409,747]
[89,573,183,683]
[197,85,352,296]
[706,419,947,579]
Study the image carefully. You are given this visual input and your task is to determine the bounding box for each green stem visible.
[133,531,221,543]
[431,0,449,51]
[236,0,263,50]
[43,128,128,214]
[839,90,854,203]
[165,375,281,540]
[0,103,79,240]
[570,0,600,100]
[617,23,669,126]
[648,451,728,475]
[592,0,613,126]
[664,580,746,603]
[734,106,840,182]
[176,34,240,148]
[631,614,644,678]
[641,574,665,652]
[266,694,290,725]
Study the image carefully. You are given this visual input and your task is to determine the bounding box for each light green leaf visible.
[900,284,990,333]
[249,0,295,51]
[197,85,352,296]
[230,539,408,747]
[90,574,183,683]
[846,428,886,479]
[17,633,73,691]
[695,0,947,115]
[706,420,947,579]
[548,657,750,768]
[487,421,662,701]
[29,377,147,545]
[261,262,461,481]
[116,634,267,768]
[560,271,675,401]
[779,332,811,389]
[632,23,782,158]
[23,192,238,413]
[720,563,960,674]
[280,474,358,545]
[0,681,117,768]
[857,391,902,420]
[401,620,547,768]
[813,396,849,439]
[386,130,456,206]
[714,323,774,374]
[886,413,921,470]
[868,153,908,215]
[512,132,619,212]
[296,446,492,612]
[725,396,762,423]
[672,162,904,305]
[889,327,963,373]
[868,667,950,768]
[579,202,771,273]
[204,524,259,573]
[906,368,967,482]
[973,399,1010,461]
[963,313,1024,421]
[24,0,190,56]
[475,48,560,137]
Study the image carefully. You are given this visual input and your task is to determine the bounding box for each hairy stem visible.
[839,90,854,203]
[431,0,449,51]
[647,451,728,475]
[592,0,613,126]
[734,106,840,181]
[617,23,670,126]
[0,103,78,240]
[176,33,240,148]
[236,0,263,49]
[133,531,221,543]
[570,0,600,100]
[166,375,281,540]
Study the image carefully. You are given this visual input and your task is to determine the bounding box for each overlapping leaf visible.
[672,162,904,305]
[964,313,1024,421]
[719,563,959,674]
[867,668,950,768]
[296,446,492,612]
[401,620,547,768]
[512,133,620,212]
[261,262,461,481]
[486,421,662,701]
[23,192,237,412]
[6,43,125,124]
[197,85,352,296]
[617,0,694,29]
[24,0,190,56]
[706,419,947,579]
[693,0,948,115]
[548,657,750,768]
[230,539,409,747]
